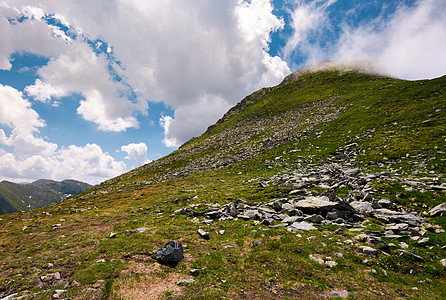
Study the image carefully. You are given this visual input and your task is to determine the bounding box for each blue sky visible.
[0,0,445,184]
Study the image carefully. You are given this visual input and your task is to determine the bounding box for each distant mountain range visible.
[0,179,93,215]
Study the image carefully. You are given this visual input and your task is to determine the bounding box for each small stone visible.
[309,254,324,265]
[360,246,378,257]
[398,250,424,261]
[252,239,262,245]
[440,259,446,267]
[399,242,409,249]
[354,234,369,242]
[53,272,61,280]
[262,218,275,226]
[176,278,194,286]
[305,214,324,223]
[417,237,430,246]
[325,260,337,268]
[202,219,213,225]
[218,230,225,235]
[109,232,116,239]
[198,229,210,240]
[327,290,349,299]
[289,221,316,231]
[97,259,106,263]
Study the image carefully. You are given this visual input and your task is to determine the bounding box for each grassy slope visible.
[0,70,444,299]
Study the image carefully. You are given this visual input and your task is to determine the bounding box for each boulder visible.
[294,196,338,213]
[360,246,378,257]
[156,240,184,262]
[350,201,374,215]
[373,209,422,226]
[289,221,316,231]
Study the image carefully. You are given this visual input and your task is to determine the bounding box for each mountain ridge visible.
[0,65,444,299]
[0,179,93,215]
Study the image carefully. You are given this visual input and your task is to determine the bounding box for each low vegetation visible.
[0,68,444,299]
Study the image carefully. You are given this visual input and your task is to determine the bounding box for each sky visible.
[0,0,445,185]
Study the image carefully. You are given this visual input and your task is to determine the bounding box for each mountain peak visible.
[280,59,391,85]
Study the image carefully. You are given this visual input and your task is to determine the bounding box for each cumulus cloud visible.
[14,0,290,145]
[0,3,67,70]
[0,143,126,185]
[0,84,127,184]
[121,142,150,167]
[25,41,146,131]
[333,0,446,79]
[0,84,56,158]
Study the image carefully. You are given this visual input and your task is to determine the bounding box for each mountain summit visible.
[0,65,444,299]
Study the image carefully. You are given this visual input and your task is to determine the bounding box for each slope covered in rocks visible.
[0,66,445,299]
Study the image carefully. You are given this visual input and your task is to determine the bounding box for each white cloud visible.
[159,115,177,148]
[121,142,150,167]
[0,3,67,70]
[333,0,446,79]
[282,0,337,67]
[0,143,127,185]
[25,41,146,131]
[55,144,127,184]
[16,0,290,145]
[0,84,128,184]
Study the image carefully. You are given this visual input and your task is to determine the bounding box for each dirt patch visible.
[113,272,183,299]
[120,262,161,276]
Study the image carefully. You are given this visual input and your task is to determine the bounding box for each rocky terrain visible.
[0,66,444,299]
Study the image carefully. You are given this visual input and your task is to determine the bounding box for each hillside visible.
[0,66,444,299]
[0,179,93,215]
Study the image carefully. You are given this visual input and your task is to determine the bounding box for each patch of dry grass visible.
[112,272,183,300]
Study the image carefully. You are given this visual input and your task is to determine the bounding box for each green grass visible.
[0,70,445,299]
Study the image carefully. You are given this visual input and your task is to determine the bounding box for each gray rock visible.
[305,214,324,223]
[53,272,61,280]
[360,246,378,257]
[429,203,446,217]
[252,239,262,245]
[440,259,446,267]
[417,237,430,246]
[326,211,339,220]
[294,196,338,213]
[325,260,338,268]
[198,229,210,240]
[373,209,422,226]
[398,250,424,261]
[354,234,369,242]
[350,201,374,215]
[262,218,275,226]
[344,168,360,176]
[282,216,302,223]
[176,278,194,285]
[242,209,262,220]
[309,254,324,264]
[289,221,316,231]
[326,290,349,299]
[378,199,393,208]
